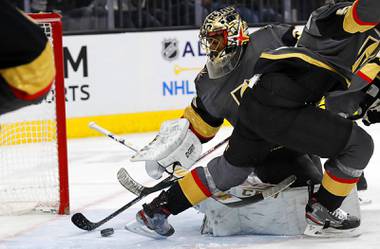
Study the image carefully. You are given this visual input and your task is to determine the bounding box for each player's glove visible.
[363,99,380,126]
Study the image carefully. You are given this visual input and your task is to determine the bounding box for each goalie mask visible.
[199,6,249,79]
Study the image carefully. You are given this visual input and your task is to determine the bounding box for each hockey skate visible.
[304,185,360,238]
[127,191,174,238]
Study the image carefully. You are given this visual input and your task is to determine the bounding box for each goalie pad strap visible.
[183,105,221,142]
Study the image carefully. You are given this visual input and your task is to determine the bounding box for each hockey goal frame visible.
[28,12,69,215]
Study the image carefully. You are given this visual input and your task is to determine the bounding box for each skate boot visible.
[136,191,175,237]
[304,184,360,238]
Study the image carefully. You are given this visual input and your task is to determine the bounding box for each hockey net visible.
[0,13,69,215]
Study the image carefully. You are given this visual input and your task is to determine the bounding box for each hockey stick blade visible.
[71,173,177,231]
[117,137,230,196]
[71,213,98,231]
[117,166,296,209]
[117,167,178,196]
[222,175,296,208]
[117,168,144,196]
[71,195,142,231]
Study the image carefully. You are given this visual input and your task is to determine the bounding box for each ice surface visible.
[0,126,380,249]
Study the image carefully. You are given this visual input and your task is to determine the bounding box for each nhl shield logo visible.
[162,39,179,61]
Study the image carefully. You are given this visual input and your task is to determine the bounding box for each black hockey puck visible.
[100,228,114,237]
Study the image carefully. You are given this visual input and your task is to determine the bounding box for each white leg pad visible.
[198,186,360,236]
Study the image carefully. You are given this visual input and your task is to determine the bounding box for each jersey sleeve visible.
[315,0,380,37]
[0,0,55,114]
[183,97,224,143]
[342,0,380,34]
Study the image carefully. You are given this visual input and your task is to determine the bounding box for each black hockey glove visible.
[281,25,300,46]
[362,91,380,126]
[363,106,380,126]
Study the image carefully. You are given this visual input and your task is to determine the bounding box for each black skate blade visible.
[125,220,169,239]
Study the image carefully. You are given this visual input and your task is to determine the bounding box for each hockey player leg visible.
[134,191,175,237]
[304,125,374,237]
[133,166,212,237]
[133,155,252,237]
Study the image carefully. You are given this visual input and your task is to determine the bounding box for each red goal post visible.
[0,13,69,215]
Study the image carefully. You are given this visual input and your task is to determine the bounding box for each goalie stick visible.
[71,174,176,231]
[72,171,295,231]
[88,121,139,152]
[88,121,229,164]
[89,120,230,177]
[72,145,294,230]
[116,135,231,196]
[72,123,229,231]
[117,167,296,208]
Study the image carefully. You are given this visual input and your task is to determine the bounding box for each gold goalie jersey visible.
[183,24,299,142]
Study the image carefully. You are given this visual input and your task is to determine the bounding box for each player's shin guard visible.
[137,167,212,236]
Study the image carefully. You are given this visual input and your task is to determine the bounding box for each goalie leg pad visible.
[199,186,361,236]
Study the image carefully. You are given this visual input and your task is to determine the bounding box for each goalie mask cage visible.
[0,13,69,215]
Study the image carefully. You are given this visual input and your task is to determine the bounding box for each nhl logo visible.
[162,39,179,61]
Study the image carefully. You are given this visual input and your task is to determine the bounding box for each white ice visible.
[1,126,380,249]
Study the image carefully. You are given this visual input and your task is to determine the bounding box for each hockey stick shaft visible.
[89,122,229,158]
[197,136,229,162]
[72,123,229,230]
[88,121,138,152]
[117,136,230,196]
[71,175,175,231]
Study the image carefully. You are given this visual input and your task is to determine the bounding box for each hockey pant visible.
[224,72,374,210]
[164,147,323,215]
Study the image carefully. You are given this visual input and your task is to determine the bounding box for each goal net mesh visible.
[0,20,62,215]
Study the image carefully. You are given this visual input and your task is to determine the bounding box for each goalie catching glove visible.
[131,119,202,179]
